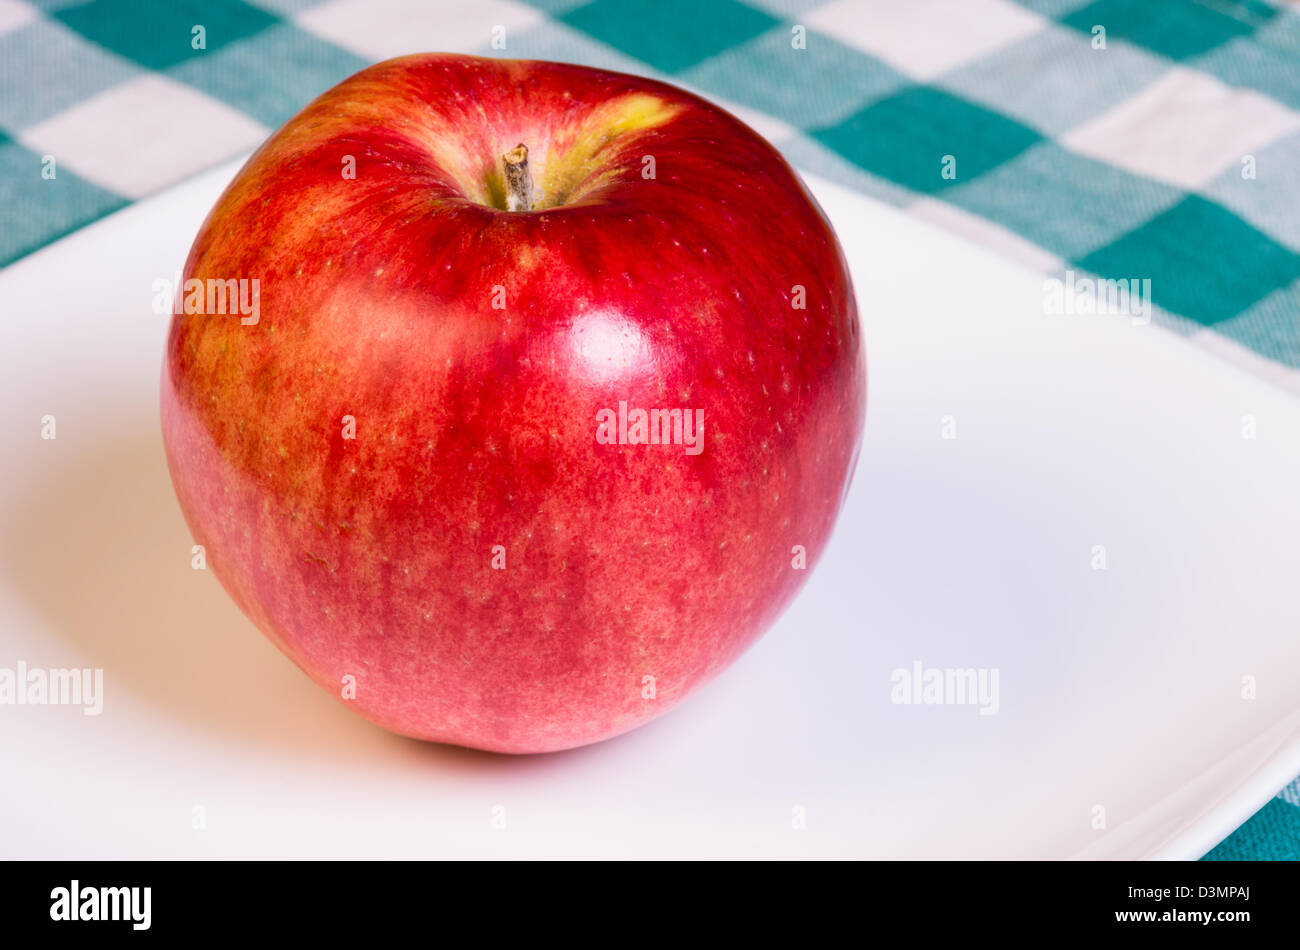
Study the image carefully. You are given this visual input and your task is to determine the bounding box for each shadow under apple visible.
[0,424,603,775]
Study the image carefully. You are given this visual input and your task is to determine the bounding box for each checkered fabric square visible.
[2,0,1298,856]
[5,0,1298,394]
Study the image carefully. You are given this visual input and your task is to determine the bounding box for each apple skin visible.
[161,54,865,754]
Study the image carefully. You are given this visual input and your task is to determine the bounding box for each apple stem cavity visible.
[503,143,533,212]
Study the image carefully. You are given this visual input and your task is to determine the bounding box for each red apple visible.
[161,54,865,753]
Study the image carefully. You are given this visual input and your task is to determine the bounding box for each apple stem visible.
[503,144,533,212]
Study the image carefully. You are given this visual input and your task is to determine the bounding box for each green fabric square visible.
[809,86,1042,195]
[1062,0,1268,61]
[943,142,1183,259]
[681,26,908,128]
[560,0,780,73]
[1204,797,1300,860]
[1076,196,1300,327]
[0,140,128,267]
[168,23,367,128]
[55,0,279,72]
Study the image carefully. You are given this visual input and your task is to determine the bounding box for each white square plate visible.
[1,154,1298,858]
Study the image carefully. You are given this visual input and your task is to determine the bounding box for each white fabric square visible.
[296,0,545,61]
[0,0,38,37]
[18,74,269,199]
[805,0,1047,81]
[1061,68,1300,190]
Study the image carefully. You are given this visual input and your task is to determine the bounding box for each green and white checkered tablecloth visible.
[2,0,1297,858]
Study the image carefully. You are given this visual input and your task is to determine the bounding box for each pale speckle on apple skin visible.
[161,53,865,754]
